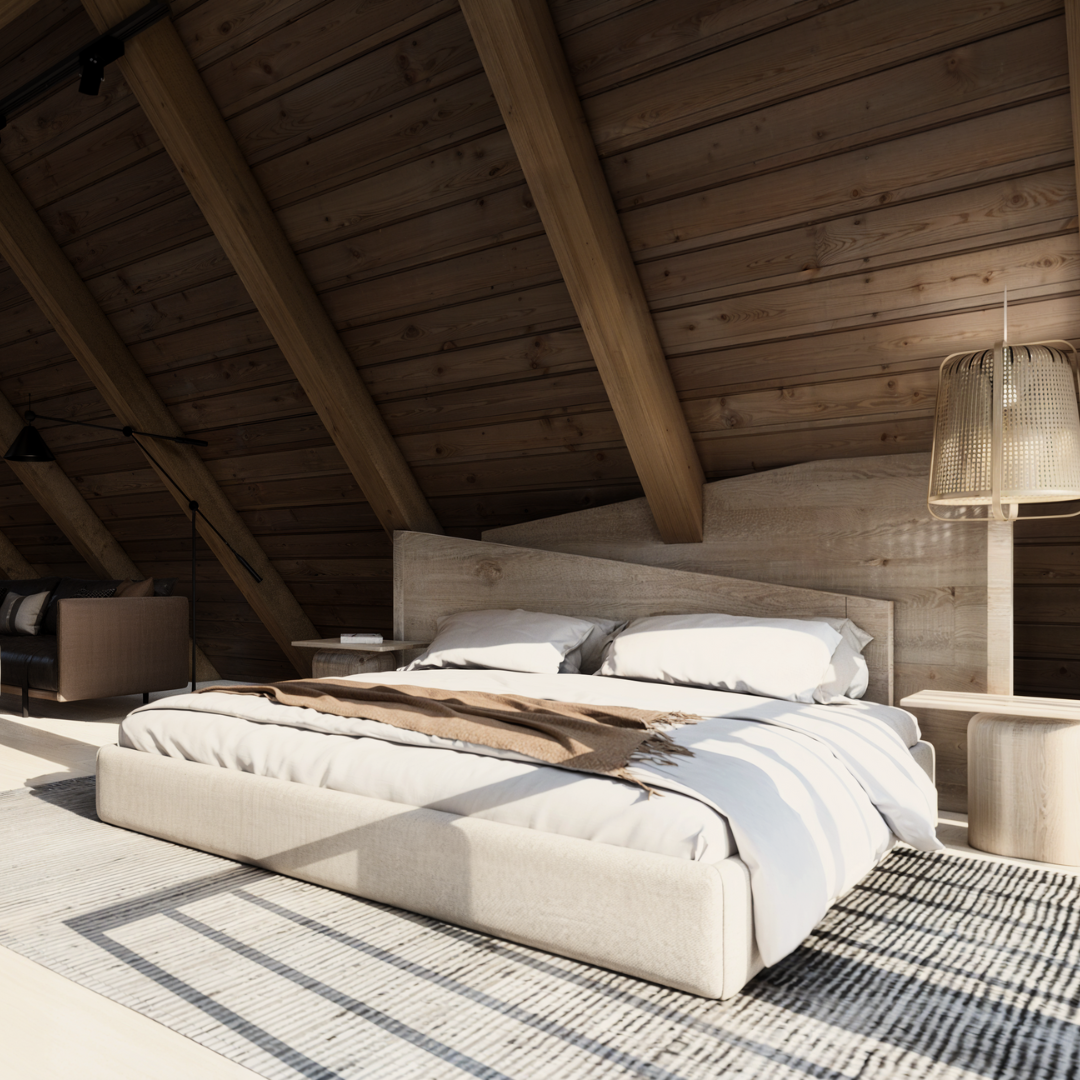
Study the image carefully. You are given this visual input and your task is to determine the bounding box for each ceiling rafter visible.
[0,0,38,33]
[459,0,706,544]
[0,158,319,676]
[1066,0,1080,216]
[0,393,220,680]
[79,0,443,538]
[0,527,36,578]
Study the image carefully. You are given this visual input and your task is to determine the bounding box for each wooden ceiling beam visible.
[0,159,318,675]
[79,0,442,538]
[0,529,37,578]
[0,0,38,33]
[459,0,705,543]
[1066,0,1080,224]
[0,393,220,680]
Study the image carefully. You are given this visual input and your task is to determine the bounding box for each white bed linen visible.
[121,670,940,965]
[120,704,737,864]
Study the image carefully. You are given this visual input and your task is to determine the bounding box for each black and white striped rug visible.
[1,777,1077,1080]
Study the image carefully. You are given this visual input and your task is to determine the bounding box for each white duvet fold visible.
[122,669,940,966]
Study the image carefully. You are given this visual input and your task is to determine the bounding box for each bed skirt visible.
[96,744,764,999]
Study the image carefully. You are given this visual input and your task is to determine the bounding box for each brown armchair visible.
[1,596,189,715]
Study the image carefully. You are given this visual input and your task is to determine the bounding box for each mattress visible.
[120,669,924,869]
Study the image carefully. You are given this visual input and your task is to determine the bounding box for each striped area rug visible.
[1,777,1077,1080]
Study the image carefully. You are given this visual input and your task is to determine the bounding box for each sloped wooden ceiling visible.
[0,0,1076,683]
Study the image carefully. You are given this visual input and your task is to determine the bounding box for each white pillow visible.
[810,617,872,702]
[596,612,843,703]
[405,609,595,675]
[560,616,628,674]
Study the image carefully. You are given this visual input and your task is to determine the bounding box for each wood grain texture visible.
[986,521,1015,695]
[1067,0,1080,221]
[0,527,37,577]
[0,0,39,32]
[901,689,1080,720]
[394,530,895,706]
[310,649,397,679]
[967,709,1080,865]
[583,0,1062,153]
[0,0,1071,687]
[0,157,317,675]
[79,0,442,538]
[485,453,994,810]
[603,16,1068,209]
[458,0,704,543]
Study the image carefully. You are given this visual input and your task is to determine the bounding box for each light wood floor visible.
[0,686,260,1079]
[0,695,1075,1078]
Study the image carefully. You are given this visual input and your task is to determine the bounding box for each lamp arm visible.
[24,411,208,447]
[130,434,263,584]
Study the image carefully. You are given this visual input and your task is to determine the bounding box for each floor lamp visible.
[3,409,262,692]
[926,294,1080,694]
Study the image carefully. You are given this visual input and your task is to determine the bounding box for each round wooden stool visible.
[967,711,1080,865]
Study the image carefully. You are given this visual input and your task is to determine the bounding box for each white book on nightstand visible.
[340,633,384,644]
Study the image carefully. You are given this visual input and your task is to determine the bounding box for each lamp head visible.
[4,412,55,462]
[928,341,1080,522]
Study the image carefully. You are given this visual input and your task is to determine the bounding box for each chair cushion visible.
[0,635,58,691]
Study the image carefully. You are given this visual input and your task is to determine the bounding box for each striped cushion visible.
[0,590,51,635]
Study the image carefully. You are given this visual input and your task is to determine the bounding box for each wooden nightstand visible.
[291,639,430,679]
[901,690,1080,866]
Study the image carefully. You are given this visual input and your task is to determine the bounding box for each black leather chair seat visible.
[0,635,59,692]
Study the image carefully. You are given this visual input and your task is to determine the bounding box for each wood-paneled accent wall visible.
[486,453,989,811]
[1014,513,1080,697]
[0,0,1076,680]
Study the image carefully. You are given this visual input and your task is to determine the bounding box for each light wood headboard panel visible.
[484,453,994,812]
[395,531,894,705]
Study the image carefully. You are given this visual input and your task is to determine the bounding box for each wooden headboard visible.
[394,531,895,705]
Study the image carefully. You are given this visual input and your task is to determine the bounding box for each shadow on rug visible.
[1,776,1077,1080]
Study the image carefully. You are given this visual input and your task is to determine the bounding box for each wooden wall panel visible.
[485,454,988,811]
[0,0,1074,682]
[1014,512,1080,698]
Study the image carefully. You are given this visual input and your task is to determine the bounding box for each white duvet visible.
[121,669,941,965]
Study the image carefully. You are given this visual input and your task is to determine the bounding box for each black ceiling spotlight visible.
[78,35,125,97]
[0,0,169,131]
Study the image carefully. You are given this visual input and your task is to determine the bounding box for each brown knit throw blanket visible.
[198,680,700,786]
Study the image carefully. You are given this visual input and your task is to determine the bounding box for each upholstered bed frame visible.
[97,530,933,999]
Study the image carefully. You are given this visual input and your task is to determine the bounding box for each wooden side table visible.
[291,639,430,679]
[901,690,1080,865]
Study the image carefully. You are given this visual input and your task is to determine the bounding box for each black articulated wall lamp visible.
[4,409,263,692]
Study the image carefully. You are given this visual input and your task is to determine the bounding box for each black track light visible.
[78,36,124,96]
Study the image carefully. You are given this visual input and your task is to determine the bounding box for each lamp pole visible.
[190,498,197,691]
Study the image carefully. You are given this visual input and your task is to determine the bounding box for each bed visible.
[96,531,939,999]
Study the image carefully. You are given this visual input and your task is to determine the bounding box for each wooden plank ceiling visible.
[0,0,1076,683]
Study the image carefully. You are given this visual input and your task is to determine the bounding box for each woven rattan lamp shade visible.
[928,342,1080,519]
